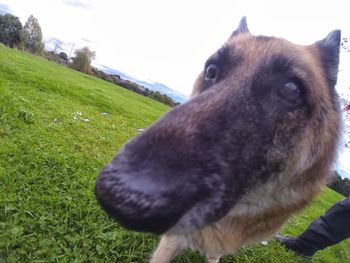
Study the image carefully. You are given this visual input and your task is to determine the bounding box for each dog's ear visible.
[315,30,341,87]
[231,16,249,37]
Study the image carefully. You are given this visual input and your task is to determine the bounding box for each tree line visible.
[0,13,179,107]
[0,13,44,54]
[91,68,179,106]
[328,171,350,197]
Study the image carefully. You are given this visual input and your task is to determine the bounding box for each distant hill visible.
[96,64,188,103]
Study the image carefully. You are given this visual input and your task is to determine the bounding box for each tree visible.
[0,13,22,47]
[328,172,350,197]
[71,47,95,74]
[341,178,350,197]
[58,52,68,61]
[20,15,44,55]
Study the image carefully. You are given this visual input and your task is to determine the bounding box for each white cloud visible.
[0,3,10,14]
[62,0,91,10]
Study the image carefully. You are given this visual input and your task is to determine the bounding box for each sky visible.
[1,0,350,97]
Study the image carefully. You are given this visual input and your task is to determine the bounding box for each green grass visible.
[0,44,349,262]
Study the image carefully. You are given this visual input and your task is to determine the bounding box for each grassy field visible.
[0,44,349,263]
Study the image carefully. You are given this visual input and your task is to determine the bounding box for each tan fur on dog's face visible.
[193,30,340,186]
[150,22,342,262]
[96,17,341,262]
[96,18,341,254]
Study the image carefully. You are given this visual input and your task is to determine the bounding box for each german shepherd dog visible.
[95,17,341,262]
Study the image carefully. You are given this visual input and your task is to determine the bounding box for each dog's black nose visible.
[95,142,196,234]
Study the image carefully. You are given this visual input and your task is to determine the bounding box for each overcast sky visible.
[1,0,349,97]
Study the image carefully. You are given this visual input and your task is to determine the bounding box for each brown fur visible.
[149,25,340,263]
[95,18,341,263]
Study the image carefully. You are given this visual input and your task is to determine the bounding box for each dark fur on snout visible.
[96,17,341,262]
[97,86,283,232]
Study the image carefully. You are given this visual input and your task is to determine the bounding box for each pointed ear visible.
[231,16,249,37]
[316,30,341,87]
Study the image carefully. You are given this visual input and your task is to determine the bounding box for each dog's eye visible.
[277,81,302,104]
[204,64,219,81]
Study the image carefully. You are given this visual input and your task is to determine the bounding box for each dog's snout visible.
[95,148,193,234]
